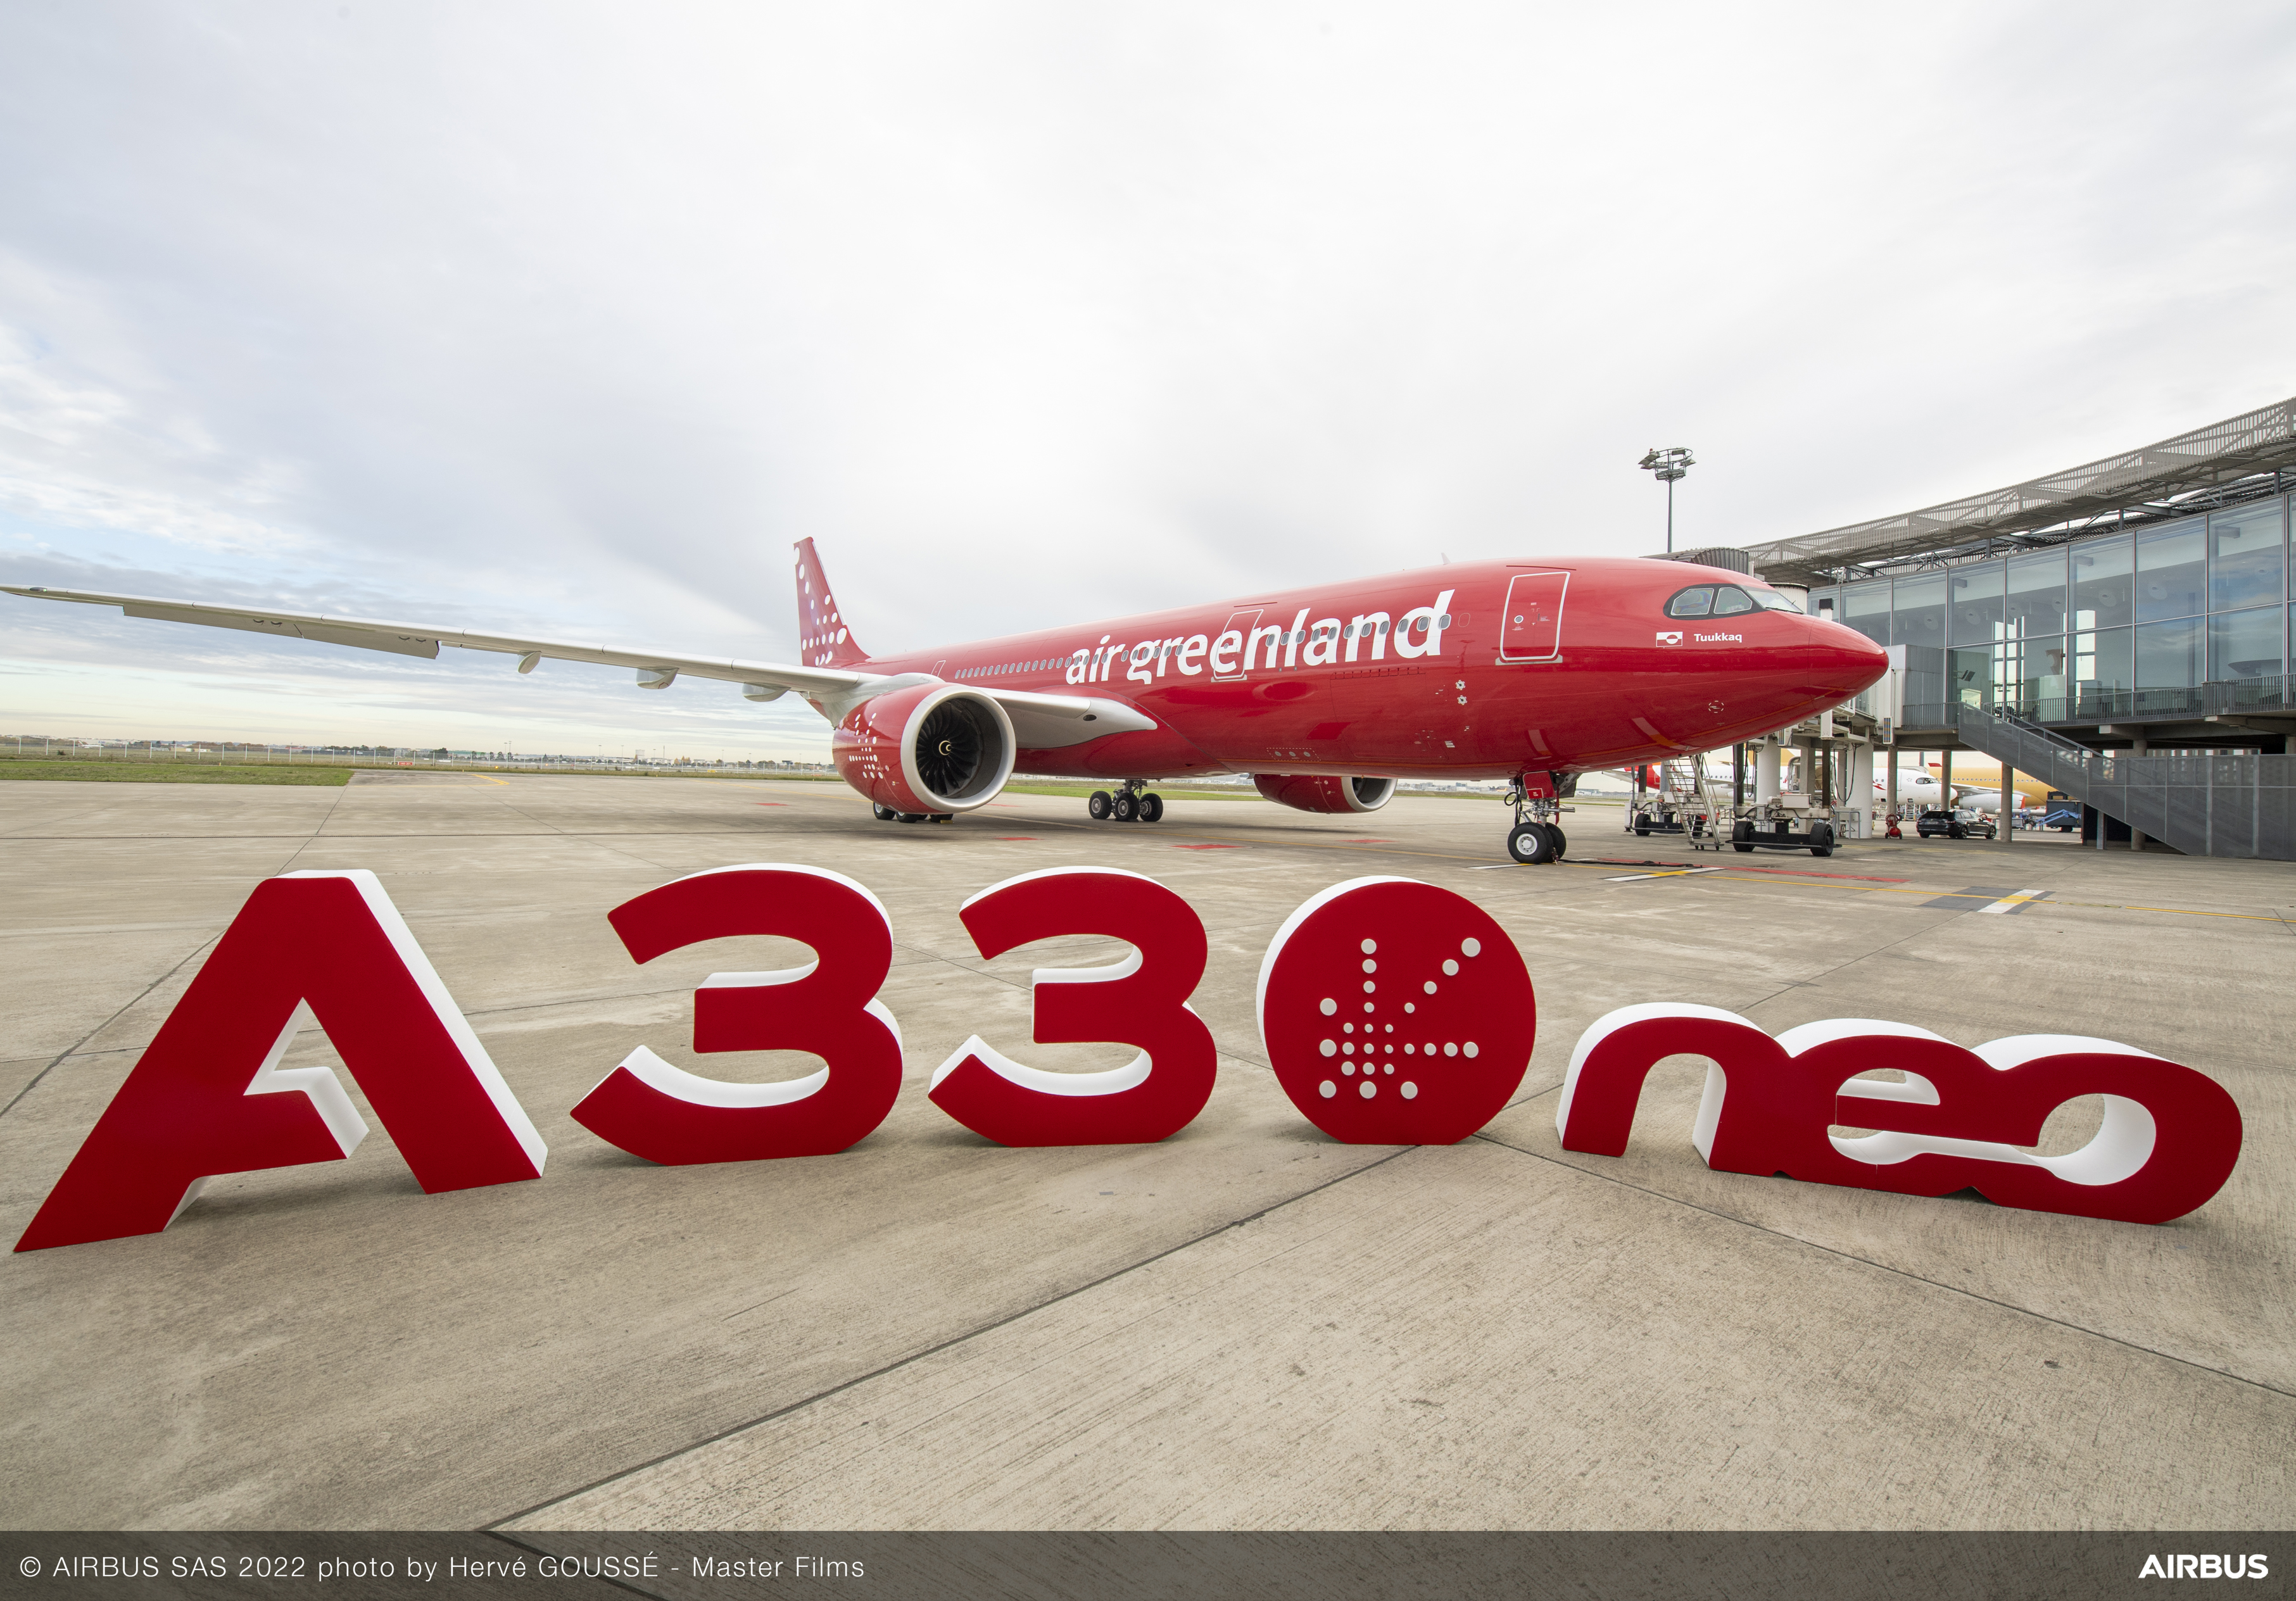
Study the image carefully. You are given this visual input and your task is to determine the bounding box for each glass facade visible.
[2136,520,2206,621]
[1948,563,2003,646]
[1841,581,1891,645]
[2006,549,2067,636]
[1891,573,1947,649]
[1831,493,2293,723]
[2211,503,2284,611]
[2212,606,2283,679]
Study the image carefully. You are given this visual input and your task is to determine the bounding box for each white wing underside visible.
[2,585,1152,750]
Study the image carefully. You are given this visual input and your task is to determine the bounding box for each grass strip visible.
[0,760,351,786]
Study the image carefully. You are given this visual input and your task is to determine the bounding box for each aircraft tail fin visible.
[792,538,871,667]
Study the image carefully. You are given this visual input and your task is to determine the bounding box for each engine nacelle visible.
[1252,774,1397,815]
[833,684,1017,815]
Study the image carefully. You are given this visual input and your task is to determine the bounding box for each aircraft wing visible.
[0,583,1156,746]
[1,583,879,700]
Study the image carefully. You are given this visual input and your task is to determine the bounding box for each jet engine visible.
[833,683,1017,815]
[1252,774,1396,814]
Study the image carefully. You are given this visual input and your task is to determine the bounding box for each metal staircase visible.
[1952,705,2296,860]
[1629,755,1726,841]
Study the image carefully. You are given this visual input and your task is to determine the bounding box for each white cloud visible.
[0,0,2292,750]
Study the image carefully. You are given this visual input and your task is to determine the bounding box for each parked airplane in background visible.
[1867,754,2049,818]
[1873,757,1948,815]
[4,544,1887,862]
[1923,753,2052,817]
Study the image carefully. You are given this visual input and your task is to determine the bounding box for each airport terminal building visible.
[1735,397,2296,858]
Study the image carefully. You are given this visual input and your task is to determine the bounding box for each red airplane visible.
[4,541,1886,862]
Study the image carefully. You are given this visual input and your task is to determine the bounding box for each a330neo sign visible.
[15,865,2244,1252]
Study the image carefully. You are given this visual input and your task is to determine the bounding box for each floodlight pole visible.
[1638,446,1695,554]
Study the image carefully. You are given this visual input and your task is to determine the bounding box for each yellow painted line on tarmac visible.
[1618,866,2290,924]
[2112,903,2292,922]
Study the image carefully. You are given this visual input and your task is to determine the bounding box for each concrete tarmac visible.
[0,775,2288,1530]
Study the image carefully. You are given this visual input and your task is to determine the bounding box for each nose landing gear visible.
[1507,820,1565,864]
[1503,774,1569,865]
[1088,780,1163,823]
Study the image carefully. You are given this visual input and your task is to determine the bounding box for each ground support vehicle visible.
[1729,794,1850,857]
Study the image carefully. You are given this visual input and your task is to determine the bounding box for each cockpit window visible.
[1670,582,1798,617]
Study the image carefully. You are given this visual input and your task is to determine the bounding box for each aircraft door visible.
[1212,608,1261,682]
[1499,572,1568,662]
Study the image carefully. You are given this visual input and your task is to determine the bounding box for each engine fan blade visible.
[914,703,983,796]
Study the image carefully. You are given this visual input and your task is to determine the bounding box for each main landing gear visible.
[1503,777,1568,865]
[1088,781,1164,824]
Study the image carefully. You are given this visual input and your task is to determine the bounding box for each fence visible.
[1952,706,2296,860]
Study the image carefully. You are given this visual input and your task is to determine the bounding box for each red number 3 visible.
[570,864,904,1164]
[930,868,1216,1145]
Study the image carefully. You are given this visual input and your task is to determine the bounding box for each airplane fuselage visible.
[845,558,1888,781]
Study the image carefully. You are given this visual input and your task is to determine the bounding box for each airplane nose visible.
[1805,618,1889,697]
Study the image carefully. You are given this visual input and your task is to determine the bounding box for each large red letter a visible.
[16,870,546,1252]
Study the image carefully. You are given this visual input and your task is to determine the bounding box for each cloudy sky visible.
[3,3,2292,757]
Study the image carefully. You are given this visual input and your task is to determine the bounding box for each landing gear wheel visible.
[1633,818,1651,837]
[899,813,928,824]
[873,803,897,822]
[1138,792,1164,823]
[930,813,953,824]
[1732,819,1755,854]
[1808,821,1836,858]
[1088,790,1113,820]
[1506,821,1556,865]
[1546,824,1567,860]
[1111,791,1139,822]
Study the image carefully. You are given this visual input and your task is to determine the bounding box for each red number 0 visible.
[569,864,904,1164]
[929,868,1216,1145]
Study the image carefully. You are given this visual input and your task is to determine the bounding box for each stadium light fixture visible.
[1639,446,1695,553]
